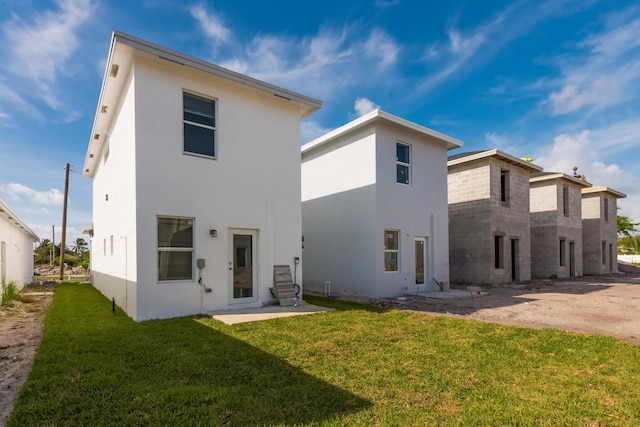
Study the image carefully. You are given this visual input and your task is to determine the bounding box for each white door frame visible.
[414,236,429,292]
[228,229,258,304]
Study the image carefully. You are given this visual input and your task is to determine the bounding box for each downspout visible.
[431,212,436,283]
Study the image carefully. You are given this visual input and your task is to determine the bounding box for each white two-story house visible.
[301,110,462,298]
[83,32,321,320]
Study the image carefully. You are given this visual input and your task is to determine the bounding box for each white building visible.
[0,198,39,289]
[83,32,321,320]
[301,110,462,299]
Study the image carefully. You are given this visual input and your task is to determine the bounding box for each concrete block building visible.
[581,186,626,275]
[530,172,591,279]
[448,150,542,284]
[302,110,462,298]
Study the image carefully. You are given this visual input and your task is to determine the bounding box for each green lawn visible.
[8,283,640,426]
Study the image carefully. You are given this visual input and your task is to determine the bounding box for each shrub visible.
[1,280,20,306]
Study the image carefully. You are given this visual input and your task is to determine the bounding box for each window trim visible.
[396,142,411,185]
[183,91,217,159]
[384,229,400,272]
[157,216,195,283]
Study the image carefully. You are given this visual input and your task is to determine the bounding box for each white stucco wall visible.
[0,215,35,288]
[129,55,303,320]
[90,66,139,318]
[302,127,378,297]
[301,119,451,299]
[374,124,450,296]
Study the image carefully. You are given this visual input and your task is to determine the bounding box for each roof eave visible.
[302,109,463,155]
[447,149,543,172]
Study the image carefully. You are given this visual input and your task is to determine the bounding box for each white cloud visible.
[2,0,93,111]
[301,119,332,144]
[0,83,45,123]
[543,9,640,115]
[0,182,64,206]
[534,129,640,221]
[354,97,380,116]
[190,3,232,45]
[363,29,399,67]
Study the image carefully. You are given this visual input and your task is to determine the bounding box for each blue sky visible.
[1,0,639,246]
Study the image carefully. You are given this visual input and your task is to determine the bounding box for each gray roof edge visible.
[581,185,626,198]
[302,109,463,155]
[447,148,543,172]
[0,198,40,242]
[530,172,592,187]
[113,31,322,112]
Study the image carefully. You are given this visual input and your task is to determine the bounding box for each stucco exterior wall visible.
[0,215,35,288]
[301,118,452,299]
[530,179,584,278]
[374,124,450,295]
[301,127,377,297]
[90,66,139,318]
[448,157,532,284]
[89,51,306,321]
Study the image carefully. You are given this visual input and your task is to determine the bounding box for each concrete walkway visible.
[209,302,334,325]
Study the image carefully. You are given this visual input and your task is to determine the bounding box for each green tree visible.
[34,239,52,264]
[617,211,639,238]
[71,237,88,258]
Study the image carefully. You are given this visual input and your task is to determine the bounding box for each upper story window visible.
[604,198,609,222]
[396,142,410,185]
[183,92,216,158]
[500,169,510,204]
[562,186,569,217]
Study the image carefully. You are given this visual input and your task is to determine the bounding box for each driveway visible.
[382,274,640,345]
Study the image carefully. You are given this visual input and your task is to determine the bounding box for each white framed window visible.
[384,229,399,272]
[396,142,410,185]
[157,217,194,281]
[183,92,216,158]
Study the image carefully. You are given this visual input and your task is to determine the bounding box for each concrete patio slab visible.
[209,302,334,325]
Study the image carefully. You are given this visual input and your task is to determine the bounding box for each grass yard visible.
[7,283,640,426]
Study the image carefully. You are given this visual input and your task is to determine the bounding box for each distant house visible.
[447,150,542,284]
[83,32,320,320]
[301,110,462,298]
[0,198,39,289]
[530,172,591,279]
[581,186,626,275]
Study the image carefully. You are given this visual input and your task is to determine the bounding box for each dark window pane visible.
[396,143,410,163]
[397,165,409,184]
[184,124,215,157]
[384,252,398,272]
[158,218,193,248]
[184,93,215,127]
[384,230,398,250]
[158,251,192,281]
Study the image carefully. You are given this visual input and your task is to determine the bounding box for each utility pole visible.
[59,163,70,280]
[51,225,55,266]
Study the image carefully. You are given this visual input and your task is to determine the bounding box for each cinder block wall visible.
[582,192,619,274]
[531,179,584,278]
[449,157,532,284]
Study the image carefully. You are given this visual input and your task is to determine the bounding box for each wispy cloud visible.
[543,8,640,115]
[0,183,64,206]
[374,0,400,9]
[1,0,93,112]
[190,3,232,46]
[416,0,590,95]
[301,119,332,144]
[0,82,45,124]
[195,16,400,100]
[534,124,640,221]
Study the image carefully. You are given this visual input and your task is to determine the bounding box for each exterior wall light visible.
[209,229,217,237]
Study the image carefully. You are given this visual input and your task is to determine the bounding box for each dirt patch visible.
[376,274,640,345]
[0,285,54,426]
